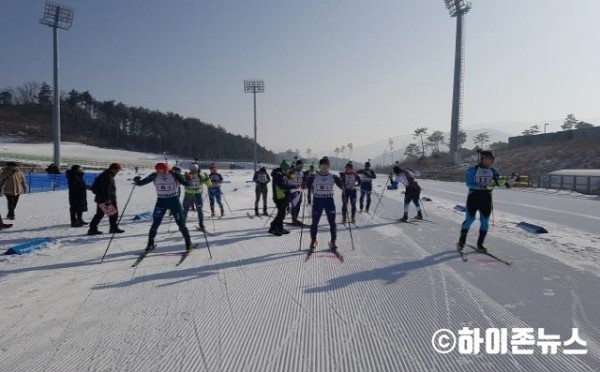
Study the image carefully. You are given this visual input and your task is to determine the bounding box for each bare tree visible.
[14,81,41,104]
[347,143,353,160]
[388,138,394,164]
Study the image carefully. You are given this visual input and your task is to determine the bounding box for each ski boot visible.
[328,240,338,251]
[109,226,125,234]
[280,227,290,235]
[185,238,194,253]
[144,239,156,254]
[87,227,103,235]
[351,215,356,224]
[211,209,215,218]
[309,239,317,251]
[268,226,282,236]
[457,229,468,252]
[415,211,423,220]
[262,208,268,216]
[342,216,347,224]
[477,231,488,253]
[220,209,225,217]
[255,208,260,217]
[399,212,409,222]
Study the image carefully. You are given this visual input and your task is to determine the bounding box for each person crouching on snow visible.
[133,162,193,253]
[391,165,423,222]
[305,157,343,252]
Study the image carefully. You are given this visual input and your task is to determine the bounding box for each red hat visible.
[155,162,169,172]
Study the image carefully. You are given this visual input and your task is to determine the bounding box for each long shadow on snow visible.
[305,250,456,294]
[92,251,303,289]
[0,249,147,278]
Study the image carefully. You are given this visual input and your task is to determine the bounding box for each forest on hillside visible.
[0,81,278,163]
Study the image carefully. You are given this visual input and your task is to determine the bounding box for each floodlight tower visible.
[444,0,471,165]
[40,1,74,168]
[243,79,265,172]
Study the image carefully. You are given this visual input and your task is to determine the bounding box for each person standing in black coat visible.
[88,163,124,235]
[66,165,88,227]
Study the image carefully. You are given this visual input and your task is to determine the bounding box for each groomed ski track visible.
[0,169,599,371]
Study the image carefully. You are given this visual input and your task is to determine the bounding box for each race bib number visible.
[474,168,494,187]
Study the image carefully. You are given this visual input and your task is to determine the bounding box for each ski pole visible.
[263,206,277,227]
[343,190,355,251]
[222,193,233,215]
[298,190,306,251]
[491,194,495,227]
[101,184,136,263]
[419,197,427,217]
[195,200,212,259]
[371,177,390,220]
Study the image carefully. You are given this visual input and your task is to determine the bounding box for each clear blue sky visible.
[3,0,599,153]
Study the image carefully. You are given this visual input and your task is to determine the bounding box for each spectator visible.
[65,165,89,227]
[46,163,61,174]
[88,163,124,235]
[0,161,27,220]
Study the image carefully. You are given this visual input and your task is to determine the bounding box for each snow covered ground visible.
[0,140,169,167]
[1,165,599,371]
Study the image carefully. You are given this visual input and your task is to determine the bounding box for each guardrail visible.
[533,174,600,195]
[24,172,99,193]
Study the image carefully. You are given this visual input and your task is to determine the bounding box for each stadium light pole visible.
[40,1,74,168]
[444,0,471,165]
[244,79,265,172]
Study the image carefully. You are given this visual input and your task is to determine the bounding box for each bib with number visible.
[154,174,179,198]
[473,167,495,188]
[313,174,335,198]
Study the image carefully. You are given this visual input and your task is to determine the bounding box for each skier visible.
[390,165,423,222]
[88,163,124,235]
[182,164,212,231]
[306,157,343,251]
[269,160,291,236]
[207,165,225,217]
[287,159,306,226]
[457,150,506,253]
[253,166,271,216]
[65,164,89,227]
[0,161,27,220]
[133,162,194,253]
[339,162,361,224]
[305,164,316,205]
[357,161,377,213]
